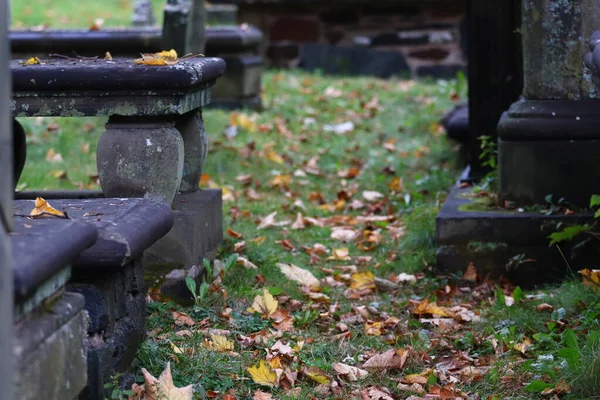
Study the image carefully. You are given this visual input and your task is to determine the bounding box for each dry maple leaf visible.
[350,272,376,290]
[139,362,193,400]
[253,390,273,400]
[270,340,294,356]
[304,366,330,384]
[330,228,358,242]
[333,362,368,381]
[247,360,279,387]
[362,191,385,202]
[411,300,454,318]
[236,256,258,269]
[22,57,41,65]
[580,268,600,288]
[291,212,306,230]
[204,334,234,352]
[257,212,281,230]
[277,263,320,289]
[363,349,408,370]
[249,289,278,316]
[134,49,180,66]
[172,311,195,326]
[30,197,67,218]
[366,387,394,400]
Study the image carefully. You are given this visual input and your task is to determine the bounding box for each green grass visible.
[12,2,600,400]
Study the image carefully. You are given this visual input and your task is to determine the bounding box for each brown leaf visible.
[141,362,193,400]
[226,228,243,239]
[172,311,195,326]
[333,362,368,381]
[363,349,408,370]
[277,263,320,289]
[253,390,273,400]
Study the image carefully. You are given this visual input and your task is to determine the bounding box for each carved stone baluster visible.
[175,110,207,192]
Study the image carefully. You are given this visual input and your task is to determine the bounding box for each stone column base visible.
[144,189,223,304]
[498,99,600,206]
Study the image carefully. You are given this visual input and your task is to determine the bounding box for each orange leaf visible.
[29,197,66,218]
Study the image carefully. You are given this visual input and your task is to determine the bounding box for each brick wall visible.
[225,1,467,78]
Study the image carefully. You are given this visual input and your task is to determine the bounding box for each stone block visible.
[14,292,88,400]
[269,16,320,42]
[211,55,263,99]
[436,184,598,286]
[299,43,409,78]
[144,189,223,304]
[416,64,464,78]
[69,259,146,400]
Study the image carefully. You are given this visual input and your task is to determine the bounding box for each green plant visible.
[185,276,209,307]
[473,135,499,194]
[548,194,600,246]
[103,373,133,400]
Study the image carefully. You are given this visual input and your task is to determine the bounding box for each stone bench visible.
[12,217,98,400]
[12,57,225,303]
[10,25,264,110]
[13,197,174,400]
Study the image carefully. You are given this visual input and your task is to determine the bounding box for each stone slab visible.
[11,57,224,117]
[144,189,223,304]
[299,43,409,78]
[437,186,596,246]
[436,183,598,286]
[13,198,174,269]
[14,292,88,400]
[10,216,97,301]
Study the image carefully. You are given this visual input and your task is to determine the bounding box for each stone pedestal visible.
[498,0,600,206]
[144,189,223,304]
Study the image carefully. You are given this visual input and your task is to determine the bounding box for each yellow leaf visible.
[205,334,234,352]
[411,300,454,318]
[247,360,279,387]
[133,49,178,66]
[269,174,291,189]
[266,150,284,164]
[169,340,183,354]
[250,236,266,245]
[276,263,320,288]
[327,247,351,261]
[580,269,600,289]
[30,197,66,218]
[364,320,383,336]
[388,176,404,192]
[23,57,41,65]
[305,366,330,384]
[249,288,278,316]
[104,51,113,61]
[141,362,193,400]
[350,272,376,290]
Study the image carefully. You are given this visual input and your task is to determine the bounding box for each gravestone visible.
[497,0,600,206]
[132,0,156,27]
[0,2,13,399]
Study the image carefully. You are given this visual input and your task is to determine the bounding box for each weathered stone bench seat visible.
[13,197,174,400]
[12,217,98,400]
[10,26,263,110]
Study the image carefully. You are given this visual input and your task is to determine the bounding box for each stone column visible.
[185,0,206,54]
[97,117,184,205]
[175,110,208,192]
[162,0,190,55]
[497,0,600,206]
[0,2,13,399]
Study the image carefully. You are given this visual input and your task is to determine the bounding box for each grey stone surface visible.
[212,55,263,99]
[97,118,184,205]
[299,43,409,78]
[14,292,88,400]
[499,139,600,206]
[176,110,208,193]
[145,189,223,304]
[436,184,599,285]
[521,0,600,100]
[131,0,156,27]
[69,258,146,400]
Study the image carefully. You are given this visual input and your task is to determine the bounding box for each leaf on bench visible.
[134,49,179,66]
[29,197,67,218]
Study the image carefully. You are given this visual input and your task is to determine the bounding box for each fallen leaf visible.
[327,247,351,261]
[363,349,408,370]
[226,228,243,239]
[205,334,234,352]
[580,269,600,288]
[411,300,454,318]
[172,311,195,326]
[350,272,376,290]
[247,360,278,388]
[277,263,320,289]
[304,366,330,384]
[291,213,306,230]
[237,256,258,269]
[45,148,64,163]
[536,303,554,313]
[23,57,41,65]
[104,51,112,61]
[366,386,394,400]
[140,362,193,400]
[134,49,181,66]
[362,191,384,202]
[258,212,278,230]
[331,228,358,242]
[387,176,404,192]
[463,262,478,282]
[333,362,368,381]
[249,289,278,317]
[29,197,66,218]
[253,390,273,400]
